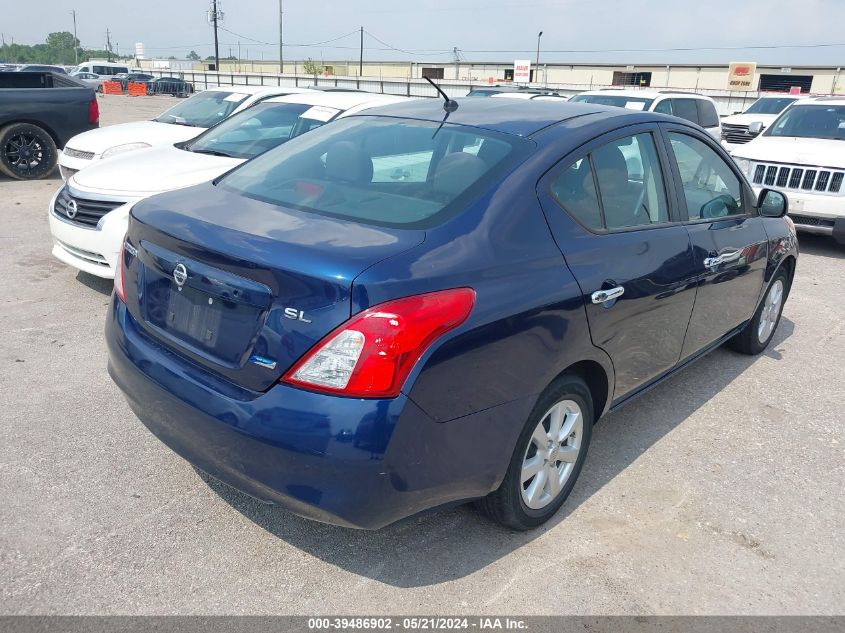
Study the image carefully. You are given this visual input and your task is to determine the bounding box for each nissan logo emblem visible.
[173,263,188,287]
[66,199,78,219]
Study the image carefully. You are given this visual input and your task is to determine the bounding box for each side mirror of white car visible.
[748,121,764,135]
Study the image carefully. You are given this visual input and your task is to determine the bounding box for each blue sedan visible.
[107,97,797,529]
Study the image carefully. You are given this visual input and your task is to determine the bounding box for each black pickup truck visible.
[0,72,98,179]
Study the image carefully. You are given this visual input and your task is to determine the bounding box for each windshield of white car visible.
[569,95,654,110]
[765,105,845,140]
[154,91,250,128]
[185,102,333,159]
[745,98,798,115]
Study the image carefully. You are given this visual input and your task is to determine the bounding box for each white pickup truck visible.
[731,97,845,244]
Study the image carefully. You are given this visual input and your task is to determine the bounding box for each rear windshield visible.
[745,97,798,115]
[154,90,250,127]
[219,116,531,229]
[765,104,845,140]
[186,102,336,159]
[570,94,654,111]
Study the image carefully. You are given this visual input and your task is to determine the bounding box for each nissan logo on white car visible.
[65,199,78,219]
[173,263,188,287]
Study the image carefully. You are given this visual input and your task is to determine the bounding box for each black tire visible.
[727,268,790,355]
[0,122,58,180]
[477,374,594,530]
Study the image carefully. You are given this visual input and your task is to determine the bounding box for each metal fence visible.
[143,68,807,116]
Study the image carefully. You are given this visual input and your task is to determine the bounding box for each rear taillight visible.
[282,288,476,398]
[88,98,99,125]
[114,242,126,302]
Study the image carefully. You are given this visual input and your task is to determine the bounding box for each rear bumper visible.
[106,297,524,529]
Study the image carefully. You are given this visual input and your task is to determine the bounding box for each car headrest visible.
[432,152,487,196]
[325,141,373,183]
[591,144,629,193]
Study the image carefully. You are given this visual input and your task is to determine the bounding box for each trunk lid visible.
[124,182,425,392]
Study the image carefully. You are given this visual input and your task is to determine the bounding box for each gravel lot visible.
[1,95,843,615]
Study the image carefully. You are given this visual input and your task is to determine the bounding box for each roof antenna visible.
[424,76,458,113]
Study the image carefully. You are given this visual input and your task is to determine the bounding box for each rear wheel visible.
[728,268,790,355]
[477,375,593,530]
[0,123,58,180]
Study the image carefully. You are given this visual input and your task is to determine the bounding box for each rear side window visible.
[550,132,669,231]
[670,99,700,125]
[220,117,530,229]
[696,100,720,128]
[550,158,602,230]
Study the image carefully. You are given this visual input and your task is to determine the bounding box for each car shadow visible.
[200,319,795,588]
[75,270,113,295]
[0,168,62,183]
[798,234,844,259]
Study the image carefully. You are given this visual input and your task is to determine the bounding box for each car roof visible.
[262,91,410,109]
[195,85,314,97]
[347,97,626,137]
[797,96,845,105]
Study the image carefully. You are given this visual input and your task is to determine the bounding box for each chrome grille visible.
[721,123,759,145]
[52,187,123,228]
[62,147,95,160]
[790,215,835,228]
[752,163,844,195]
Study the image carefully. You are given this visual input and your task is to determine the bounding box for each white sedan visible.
[57,85,320,180]
[49,91,411,279]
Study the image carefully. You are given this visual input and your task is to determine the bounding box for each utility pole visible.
[212,0,220,71]
[359,26,363,77]
[71,10,78,64]
[105,28,113,61]
[279,0,285,74]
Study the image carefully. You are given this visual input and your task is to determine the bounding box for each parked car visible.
[114,73,155,91]
[570,89,722,140]
[15,64,67,74]
[468,85,561,97]
[73,61,129,77]
[49,91,411,278]
[106,98,797,530]
[720,95,800,152]
[731,97,845,244]
[0,71,97,179]
[70,71,105,91]
[58,85,319,179]
[147,76,194,96]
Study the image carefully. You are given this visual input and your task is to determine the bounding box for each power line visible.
[363,29,452,56]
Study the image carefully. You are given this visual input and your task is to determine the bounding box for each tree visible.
[187,50,201,61]
[303,58,322,78]
[46,31,81,65]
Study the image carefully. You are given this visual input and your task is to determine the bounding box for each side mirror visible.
[748,121,764,135]
[758,188,788,218]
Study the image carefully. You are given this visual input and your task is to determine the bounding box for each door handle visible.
[591,286,625,304]
[703,256,723,269]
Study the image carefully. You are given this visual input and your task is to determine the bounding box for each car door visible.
[537,124,699,400]
[659,124,769,358]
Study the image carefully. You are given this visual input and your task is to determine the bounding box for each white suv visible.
[58,85,318,180]
[720,95,800,152]
[731,98,845,244]
[570,89,722,140]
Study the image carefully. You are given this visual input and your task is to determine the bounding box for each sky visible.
[4,0,845,66]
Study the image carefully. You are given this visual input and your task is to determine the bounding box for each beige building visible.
[137,58,844,95]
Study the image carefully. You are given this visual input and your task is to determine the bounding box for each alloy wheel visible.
[5,133,44,176]
[520,399,584,510]
[757,279,784,344]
